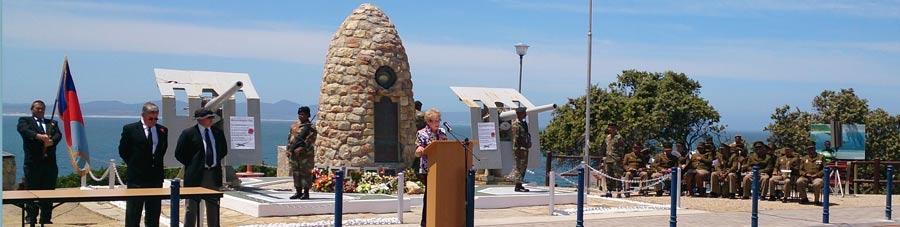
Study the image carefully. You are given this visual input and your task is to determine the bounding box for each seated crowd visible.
[604,135,832,205]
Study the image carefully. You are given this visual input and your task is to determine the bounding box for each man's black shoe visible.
[289,193,301,200]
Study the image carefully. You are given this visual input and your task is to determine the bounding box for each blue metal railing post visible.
[335,170,344,227]
[577,163,585,227]
[823,166,831,224]
[467,169,475,227]
[670,167,678,227]
[751,165,759,227]
[170,178,181,227]
[887,165,894,221]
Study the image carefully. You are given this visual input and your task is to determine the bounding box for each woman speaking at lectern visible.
[415,108,446,227]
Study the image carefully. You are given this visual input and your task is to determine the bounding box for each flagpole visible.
[49,56,68,122]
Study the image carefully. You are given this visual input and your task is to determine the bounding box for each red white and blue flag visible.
[56,58,90,173]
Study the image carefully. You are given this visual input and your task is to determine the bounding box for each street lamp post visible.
[515,43,529,93]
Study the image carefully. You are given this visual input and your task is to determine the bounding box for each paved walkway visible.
[474,206,898,227]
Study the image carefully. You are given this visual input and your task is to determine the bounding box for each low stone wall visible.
[276,146,290,177]
[3,151,16,190]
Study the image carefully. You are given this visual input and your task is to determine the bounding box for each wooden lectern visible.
[424,140,474,227]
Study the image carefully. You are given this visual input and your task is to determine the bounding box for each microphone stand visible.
[444,124,475,226]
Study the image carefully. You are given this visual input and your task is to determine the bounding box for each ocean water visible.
[1,116,473,180]
[3,115,766,186]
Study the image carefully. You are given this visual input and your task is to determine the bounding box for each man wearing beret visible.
[742,141,776,200]
[286,106,317,199]
[797,141,825,205]
[510,107,532,192]
[603,123,625,197]
[652,143,679,196]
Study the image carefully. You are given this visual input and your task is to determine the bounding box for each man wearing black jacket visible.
[17,100,62,224]
[176,109,227,227]
[118,102,168,227]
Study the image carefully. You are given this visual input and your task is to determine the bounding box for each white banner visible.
[230,116,256,149]
[478,122,498,150]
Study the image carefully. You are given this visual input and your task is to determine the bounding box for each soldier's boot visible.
[514,183,530,192]
[301,187,311,200]
[290,189,302,200]
[799,198,810,204]
[698,188,708,197]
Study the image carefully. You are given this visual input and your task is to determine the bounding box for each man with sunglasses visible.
[118,102,168,227]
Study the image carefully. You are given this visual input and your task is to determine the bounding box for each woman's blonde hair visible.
[424,107,441,122]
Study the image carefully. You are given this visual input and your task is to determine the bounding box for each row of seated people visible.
[615,139,828,205]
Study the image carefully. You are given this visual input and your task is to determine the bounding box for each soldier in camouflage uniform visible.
[414,101,426,131]
[604,123,626,197]
[286,106,317,200]
[796,141,825,205]
[510,107,532,192]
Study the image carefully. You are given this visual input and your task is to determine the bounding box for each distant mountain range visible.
[3,100,314,120]
[3,100,552,125]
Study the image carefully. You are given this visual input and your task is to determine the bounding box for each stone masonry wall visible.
[315,3,416,168]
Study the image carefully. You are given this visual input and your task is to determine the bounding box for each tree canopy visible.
[540,70,723,155]
[766,88,900,160]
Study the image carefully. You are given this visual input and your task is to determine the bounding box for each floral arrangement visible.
[311,168,355,193]
[355,172,396,194]
[310,168,426,194]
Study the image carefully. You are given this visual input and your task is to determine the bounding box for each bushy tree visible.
[767,88,899,160]
[540,70,723,155]
[866,108,900,160]
[764,105,816,149]
[813,88,869,124]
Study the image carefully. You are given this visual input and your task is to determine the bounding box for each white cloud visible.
[3,0,898,91]
[3,8,332,64]
[5,0,219,17]
[494,0,900,18]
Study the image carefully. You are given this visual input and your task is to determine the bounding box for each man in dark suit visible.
[176,109,227,227]
[118,102,168,227]
[16,100,62,224]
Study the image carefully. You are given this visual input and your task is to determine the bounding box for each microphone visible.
[442,122,454,132]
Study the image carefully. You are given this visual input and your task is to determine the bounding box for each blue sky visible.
[2,0,898,131]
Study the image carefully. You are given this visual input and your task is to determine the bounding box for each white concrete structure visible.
[154,68,262,167]
[450,87,556,175]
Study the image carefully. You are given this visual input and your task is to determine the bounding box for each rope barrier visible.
[82,160,126,187]
[584,164,670,184]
